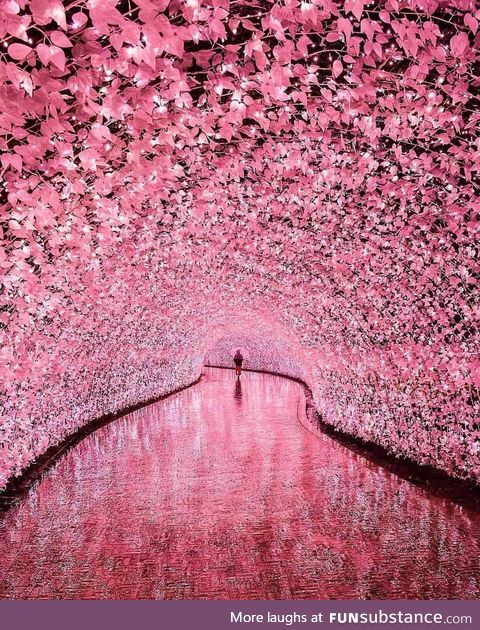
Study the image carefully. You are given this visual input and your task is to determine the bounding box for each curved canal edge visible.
[2,365,479,518]
[207,365,480,512]
[0,375,203,515]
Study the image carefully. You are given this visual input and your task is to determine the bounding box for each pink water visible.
[0,368,479,599]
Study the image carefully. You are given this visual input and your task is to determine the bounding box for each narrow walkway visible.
[0,368,479,599]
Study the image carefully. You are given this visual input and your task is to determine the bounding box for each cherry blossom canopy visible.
[0,0,479,487]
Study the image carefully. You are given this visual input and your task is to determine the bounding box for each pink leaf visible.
[379,10,391,23]
[10,154,23,172]
[50,31,72,47]
[337,17,353,40]
[450,32,469,57]
[209,18,227,41]
[50,46,66,71]
[326,32,341,42]
[0,155,11,170]
[464,14,478,34]
[30,0,67,29]
[8,43,32,60]
[71,11,88,29]
[345,0,365,21]
[296,34,311,55]
[332,59,343,78]
[36,43,52,65]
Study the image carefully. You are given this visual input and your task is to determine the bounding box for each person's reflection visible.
[234,378,242,406]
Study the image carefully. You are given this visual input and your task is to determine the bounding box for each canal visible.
[0,368,479,599]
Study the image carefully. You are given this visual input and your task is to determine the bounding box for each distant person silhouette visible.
[233,349,244,377]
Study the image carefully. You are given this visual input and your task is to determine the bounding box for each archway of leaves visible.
[1,0,479,488]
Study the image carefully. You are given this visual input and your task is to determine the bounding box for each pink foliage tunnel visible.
[0,0,479,488]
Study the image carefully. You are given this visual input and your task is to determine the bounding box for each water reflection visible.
[0,368,479,599]
[234,378,242,406]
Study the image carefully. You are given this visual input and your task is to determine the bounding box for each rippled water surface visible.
[1,368,479,599]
